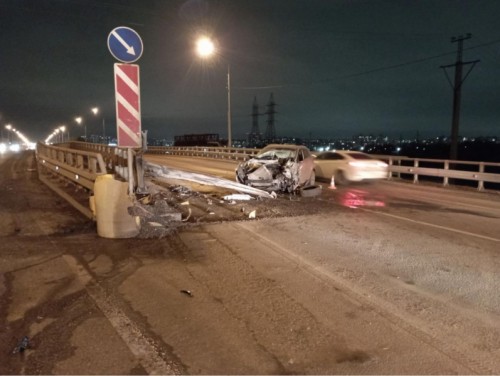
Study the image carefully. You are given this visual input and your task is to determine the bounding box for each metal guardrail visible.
[377,156,500,191]
[38,143,500,194]
[36,142,108,190]
[36,142,111,219]
[144,146,500,191]
[36,142,146,219]
[146,145,260,161]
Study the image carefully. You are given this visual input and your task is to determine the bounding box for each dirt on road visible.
[1,151,499,375]
[0,151,338,374]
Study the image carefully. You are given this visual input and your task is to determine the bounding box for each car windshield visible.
[349,153,374,160]
[257,148,296,160]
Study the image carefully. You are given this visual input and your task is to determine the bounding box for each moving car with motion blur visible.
[312,150,388,184]
[236,144,316,193]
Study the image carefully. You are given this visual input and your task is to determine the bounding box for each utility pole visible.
[264,93,277,142]
[249,96,261,147]
[440,33,479,160]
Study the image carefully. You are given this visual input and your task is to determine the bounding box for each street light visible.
[5,124,12,143]
[195,36,232,148]
[59,125,66,143]
[91,107,104,143]
[75,116,85,141]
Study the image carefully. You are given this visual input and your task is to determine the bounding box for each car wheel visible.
[300,184,322,197]
[334,170,347,185]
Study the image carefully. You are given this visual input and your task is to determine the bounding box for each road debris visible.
[182,208,192,222]
[223,194,254,201]
[12,336,30,354]
[180,289,193,297]
[148,222,164,227]
[146,162,274,199]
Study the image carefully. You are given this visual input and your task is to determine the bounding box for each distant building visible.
[174,133,221,147]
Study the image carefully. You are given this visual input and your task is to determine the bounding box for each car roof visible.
[262,144,308,150]
[313,150,365,155]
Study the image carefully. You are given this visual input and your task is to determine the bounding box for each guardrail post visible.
[387,158,393,180]
[66,152,74,167]
[413,160,419,184]
[89,157,98,173]
[478,162,485,191]
[443,160,449,186]
[128,148,134,196]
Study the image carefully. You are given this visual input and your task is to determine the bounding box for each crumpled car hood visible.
[236,157,300,192]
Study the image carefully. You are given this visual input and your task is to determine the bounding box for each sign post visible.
[107,26,143,64]
[107,26,145,195]
[114,63,141,147]
[107,26,143,148]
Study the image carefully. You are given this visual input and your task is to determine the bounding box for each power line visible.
[237,38,500,91]
[440,34,480,161]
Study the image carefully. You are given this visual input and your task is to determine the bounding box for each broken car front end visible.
[236,156,301,193]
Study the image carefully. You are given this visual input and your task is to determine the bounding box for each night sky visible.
[1,0,500,143]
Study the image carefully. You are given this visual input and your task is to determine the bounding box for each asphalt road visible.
[1,151,499,374]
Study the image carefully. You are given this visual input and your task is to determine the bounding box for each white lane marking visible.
[362,209,500,242]
[62,254,183,375]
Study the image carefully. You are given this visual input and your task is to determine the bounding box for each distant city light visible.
[10,143,20,152]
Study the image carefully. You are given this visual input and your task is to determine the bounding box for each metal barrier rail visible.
[41,143,500,192]
[36,142,107,190]
[62,141,143,183]
[146,145,260,161]
[144,146,500,191]
[375,156,500,191]
[65,141,121,172]
[37,142,145,219]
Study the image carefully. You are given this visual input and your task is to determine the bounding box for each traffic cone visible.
[328,175,336,190]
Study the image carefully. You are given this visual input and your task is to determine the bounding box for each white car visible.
[313,150,388,184]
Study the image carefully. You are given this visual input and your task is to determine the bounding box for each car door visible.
[315,152,340,178]
[295,148,312,184]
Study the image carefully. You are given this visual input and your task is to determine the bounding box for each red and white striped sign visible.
[114,63,141,147]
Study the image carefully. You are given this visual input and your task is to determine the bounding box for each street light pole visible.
[75,117,85,141]
[102,118,106,143]
[5,124,12,143]
[59,126,66,143]
[195,36,232,148]
[91,107,99,143]
[227,64,232,148]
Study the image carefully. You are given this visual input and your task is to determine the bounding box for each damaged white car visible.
[236,144,316,193]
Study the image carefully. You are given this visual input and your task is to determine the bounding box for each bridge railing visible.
[146,145,260,161]
[36,142,108,190]
[143,146,500,191]
[36,142,145,219]
[374,155,500,191]
[39,143,500,192]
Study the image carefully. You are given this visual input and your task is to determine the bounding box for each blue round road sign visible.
[107,26,143,63]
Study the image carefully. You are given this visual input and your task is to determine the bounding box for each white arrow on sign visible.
[112,30,136,56]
